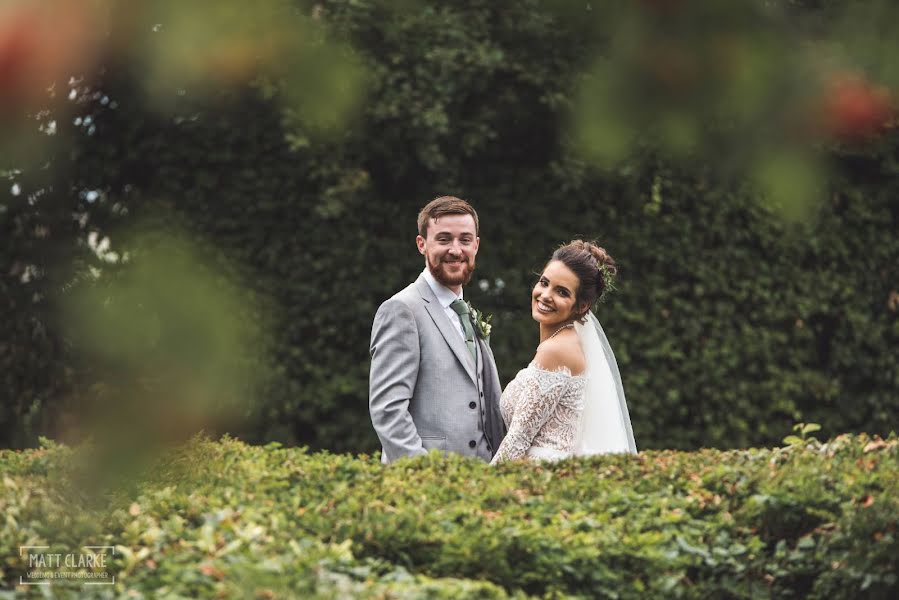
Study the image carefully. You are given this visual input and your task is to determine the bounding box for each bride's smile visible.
[535,300,555,314]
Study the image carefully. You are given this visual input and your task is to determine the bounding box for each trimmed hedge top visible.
[1,434,897,598]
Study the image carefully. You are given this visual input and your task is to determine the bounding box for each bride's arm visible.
[490,370,567,464]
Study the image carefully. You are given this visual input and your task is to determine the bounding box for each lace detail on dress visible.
[529,361,584,379]
[490,363,587,464]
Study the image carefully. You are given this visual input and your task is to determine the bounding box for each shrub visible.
[1,434,896,598]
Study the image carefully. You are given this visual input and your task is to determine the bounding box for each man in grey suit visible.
[369,196,505,463]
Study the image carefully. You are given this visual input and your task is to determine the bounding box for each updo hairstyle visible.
[549,239,617,319]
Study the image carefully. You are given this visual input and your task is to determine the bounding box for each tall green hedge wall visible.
[2,1,897,451]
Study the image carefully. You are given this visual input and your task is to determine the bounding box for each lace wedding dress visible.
[490,363,586,463]
[490,313,637,464]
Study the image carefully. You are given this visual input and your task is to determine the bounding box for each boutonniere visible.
[466,301,492,340]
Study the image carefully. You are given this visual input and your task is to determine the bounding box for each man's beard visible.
[427,253,475,288]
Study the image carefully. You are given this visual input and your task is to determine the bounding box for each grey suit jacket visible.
[369,275,505,463]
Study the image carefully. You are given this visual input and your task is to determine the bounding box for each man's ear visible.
[416,235,426,255]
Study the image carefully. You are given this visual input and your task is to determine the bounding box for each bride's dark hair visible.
[549,239,617,319]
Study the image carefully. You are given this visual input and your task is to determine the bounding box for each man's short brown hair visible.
[417,196,479,238]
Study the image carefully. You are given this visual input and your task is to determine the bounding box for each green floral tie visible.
[449,299,477,364]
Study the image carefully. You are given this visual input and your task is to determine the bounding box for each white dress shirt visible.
[422,267,468,343]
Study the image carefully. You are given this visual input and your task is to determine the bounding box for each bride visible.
[491,240,637,463]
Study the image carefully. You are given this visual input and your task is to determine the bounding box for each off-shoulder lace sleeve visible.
[490,368,570,464]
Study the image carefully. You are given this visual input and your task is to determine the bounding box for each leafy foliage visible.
[1,434,897,597]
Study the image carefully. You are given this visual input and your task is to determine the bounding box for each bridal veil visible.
[573,312,637,455]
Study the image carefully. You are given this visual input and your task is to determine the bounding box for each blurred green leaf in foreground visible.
[60,219,273,484]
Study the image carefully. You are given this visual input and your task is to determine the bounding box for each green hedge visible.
[1,434,897,598]
[2,0,898,451]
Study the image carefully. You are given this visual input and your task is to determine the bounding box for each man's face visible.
[416,214,479,291]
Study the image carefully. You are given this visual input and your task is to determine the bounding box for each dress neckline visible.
[526,361,586,379]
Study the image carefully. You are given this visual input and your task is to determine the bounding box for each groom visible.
[369,196,505,463]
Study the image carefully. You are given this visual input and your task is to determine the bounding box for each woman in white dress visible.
[491,240,637,464]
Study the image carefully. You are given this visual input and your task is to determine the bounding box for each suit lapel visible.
[416,276,478,385]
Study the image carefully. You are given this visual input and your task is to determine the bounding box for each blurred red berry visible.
[824,72,894,141]
[0,9,40,107]
[0,1,100,114]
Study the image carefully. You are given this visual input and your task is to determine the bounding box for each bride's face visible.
[532,260,582,326]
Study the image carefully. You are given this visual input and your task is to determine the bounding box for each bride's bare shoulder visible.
[534,331,585,376]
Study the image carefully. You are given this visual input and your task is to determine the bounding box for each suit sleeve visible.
[369,298,426,462]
